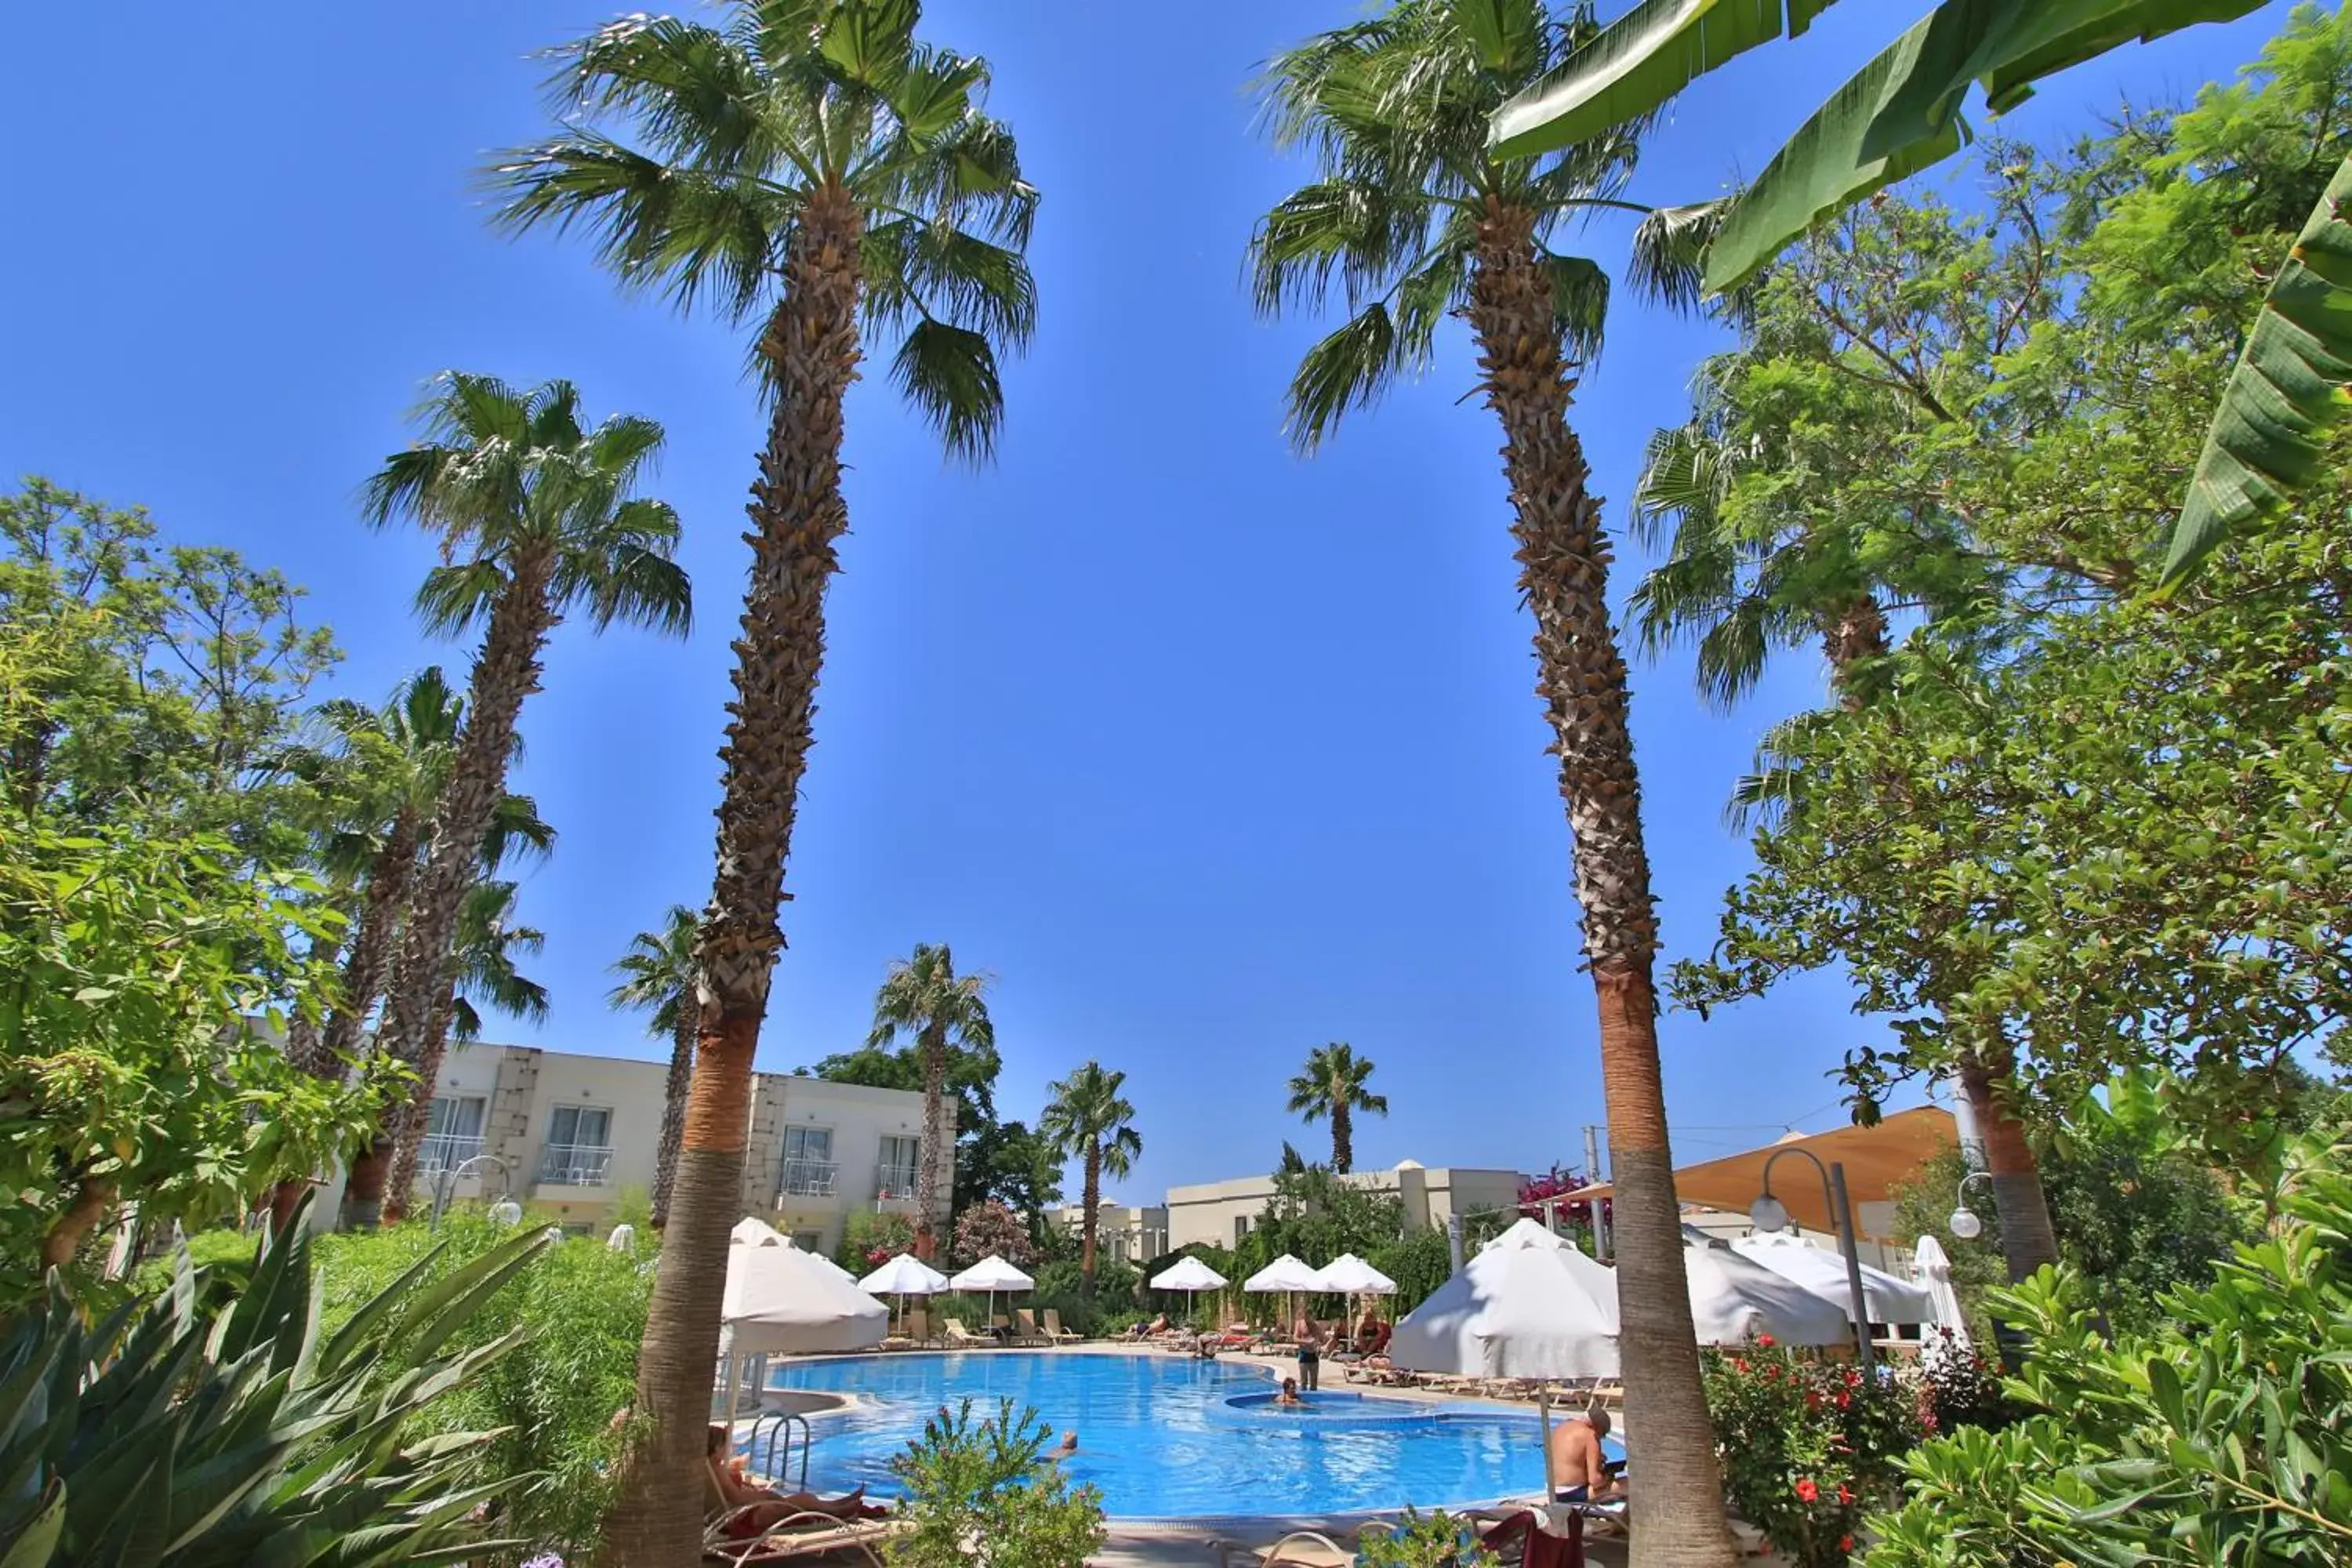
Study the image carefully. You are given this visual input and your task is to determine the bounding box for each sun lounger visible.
[703,1506,908,1567]
[1040,1308,1080,1345]
[1240,1530,1358,1567]
[941,1317,989,1348]
[1012,1308,1045,1345]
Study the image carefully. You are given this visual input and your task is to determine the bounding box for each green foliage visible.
[1359,1508,1494,1568]
[128,1226,266,1314]
[1889,1075,2262,1336]
[951,1199,1036,1268]
[1369,1228,1456,1313]
[1864,1130,2352,1566]
[1702,1338,1922,1568]
[884,1398,1106,1568]
[0,1198,548,1568]
[1231,1164,1410,1290]
[313,1213,652,1560]
[956,1118,1064,1242]
[0,811,387,1283]
[1492,0,2263,292]
[839,1209,918,1272]
[1029,1259,1142,1334]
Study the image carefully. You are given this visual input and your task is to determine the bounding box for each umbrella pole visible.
[1539,1387,1556,1501]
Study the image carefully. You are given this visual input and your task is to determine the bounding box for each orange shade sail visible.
[1569,1106,1956,1239]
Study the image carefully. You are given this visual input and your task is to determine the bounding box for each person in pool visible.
[1545,1407,1617,1504]
[1273,1377,1305,1407]
[704,1424,886,1534]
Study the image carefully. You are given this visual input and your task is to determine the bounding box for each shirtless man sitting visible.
[705,1424,886,1535]
[1545,1407,1618,1504]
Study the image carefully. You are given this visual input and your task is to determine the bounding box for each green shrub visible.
[1865,1131,2352,1567]
[1,1198,546,1568]
[1701,1337,1921,1568]
[1359,1508,1495,1568]
[884,1397,1106,1568]
[314,1210,652,1561]
[838,1209,916,1272]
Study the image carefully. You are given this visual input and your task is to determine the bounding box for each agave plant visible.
[0,1197,550,1568]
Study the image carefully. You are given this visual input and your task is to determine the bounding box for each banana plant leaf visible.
[2162,152,2352,589]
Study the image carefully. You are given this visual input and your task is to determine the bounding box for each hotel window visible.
[877,1134,921,1199]
[781,1126,837,1197]
[539,1105,614,1185]
[417,1095,487,1174]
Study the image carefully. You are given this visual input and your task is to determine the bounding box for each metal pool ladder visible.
[747,1410,813,1491]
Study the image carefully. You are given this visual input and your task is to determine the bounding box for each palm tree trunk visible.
[366,546,558,1197]
[339,1133,394,1231]
[282,924,345,1076]
[652,1006,696,1230]
[916,1022,949,1260]
[1958,1053,2060,1280]
[1467,198,1736,1568]
[321,818,419,1069]
[601,181,864,1568]
[382,985,460,1224]
[1332,1102,1352,1174]
[1080,1149,1101,1289]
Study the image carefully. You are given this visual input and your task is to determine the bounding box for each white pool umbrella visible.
[731,1215,788,1247]
[1480,1216,1573,1253]
[948,1254,1035,1331]
[1243,1254,1323,1336]
[717,1229,888,1416]
[1914,1235,1971,1355]
[1151,1255,1229,1327]
[1683,1238,1850,1346]
[1734,1231,1936,1325]
[1389,1235,1620,1378]
[862,1253,950,1335]
[1313,1254,1396,1294]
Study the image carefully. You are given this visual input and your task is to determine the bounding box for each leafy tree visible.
[1284,1043,1388,1174]
[0,477,339,855]
[0,804,383,1279]
[495,3,1039,1548]
[1249,3,1733,1547]
[608,904,700,1229]
[837,1208,916,1272]
[864,944,996,1259]
[356,376,690,1228]
[1038,1061,1142,1289]
[949,1198,1036,1269]
[1232,1163,1410,1290]
[956,1116,1065,1246]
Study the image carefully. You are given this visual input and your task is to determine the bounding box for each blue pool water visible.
[760,1352,1607,1519]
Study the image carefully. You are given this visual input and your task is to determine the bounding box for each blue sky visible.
[1,1,2306,1205]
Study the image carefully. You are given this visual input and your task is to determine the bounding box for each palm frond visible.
[552,13,782,176]
[1543,251,1610,364]
[412,562,509,641]
[862,218,1037,349]
[1627,200,1725,311]
[1285,302,1417,453]
[888,319,1004,464]
[480,793,557,874]
[1249,179,1430,318]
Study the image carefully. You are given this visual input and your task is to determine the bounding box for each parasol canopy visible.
[1312,1254,1397,1294]
[1733,1231,1935,1325]
[1388,1235,1619,1379]
[1682,1237,1851,1347]
[862,1253,951,1295]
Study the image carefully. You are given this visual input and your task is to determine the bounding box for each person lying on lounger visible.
[706,1424,887,1534]
[1544,1408,1617,1504]
[1124,1313,1171,1340]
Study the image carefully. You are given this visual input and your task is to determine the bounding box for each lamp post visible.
[1947,1170,1993,1241]
[1748,1146,1876,1373]
[429,1153,513,1232]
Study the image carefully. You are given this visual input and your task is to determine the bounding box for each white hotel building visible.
[310,1043,951,1250]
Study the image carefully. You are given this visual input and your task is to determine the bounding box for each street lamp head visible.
[1748,1193,1790,1233]
[1947,1207,1984,1241]
[488,1199,524,1227]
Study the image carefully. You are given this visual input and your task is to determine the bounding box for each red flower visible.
[1733,1358,1749,1373]
[1835,1391,1851,1408]
[1838,1485,1854,1506]
[1795,1479,1820,1504]
[1839,1535,1854,1552]
[1757,1334,1777,1348]
[1844,1369,1863,1388]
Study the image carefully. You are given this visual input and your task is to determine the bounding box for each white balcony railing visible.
[779,1158,839,1200]
[416,1134,485,1175]
[538,1144,614,1187]
[876,1163,923,1201]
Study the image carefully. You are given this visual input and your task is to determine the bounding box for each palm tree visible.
[1250,5,1733,1560]
[494,7,1035,1555]
[867,945,995,1260]
[1038,1062,1142,1290]
[1284,1043,1388,1174]
[352,375,689,1229]
[378,793,558,1225]
[609,905,701,1230]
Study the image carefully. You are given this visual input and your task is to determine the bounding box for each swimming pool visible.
[760,1352,1606,1519]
